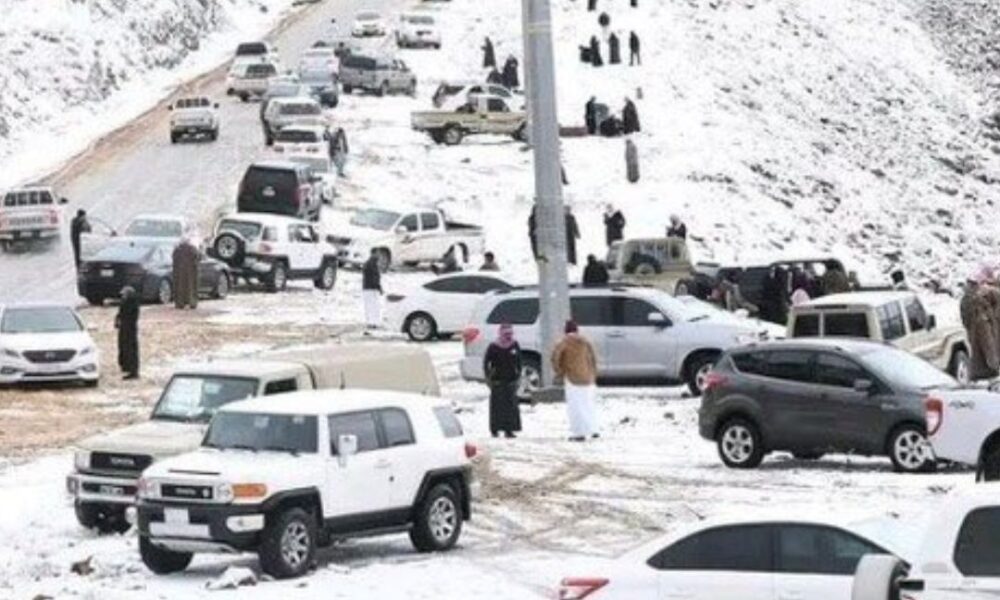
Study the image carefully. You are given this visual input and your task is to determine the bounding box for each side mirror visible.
[395,226,408,235]
[336,434,357,467]
[927,314,937,331]
[648,312,669,328]
[853,379,874,394]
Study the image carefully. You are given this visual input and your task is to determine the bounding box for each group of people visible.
[717,260,854,325]
[528,204,582,266]
[583,30,640,68]
[482,37,520,90]
[584,97,641,137]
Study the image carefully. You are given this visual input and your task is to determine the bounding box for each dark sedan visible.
[78,239,230,306]
[698,338,957,473]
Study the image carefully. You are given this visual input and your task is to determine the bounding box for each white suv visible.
[135,390,475,579]
[461,285,768,396]
[207,213,338,292]
[397,13,441,48]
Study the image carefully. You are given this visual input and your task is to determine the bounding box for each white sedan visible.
[0,304,99,386]
[351,11,387,37]
[384,272,514,342]
[558,516,909,600]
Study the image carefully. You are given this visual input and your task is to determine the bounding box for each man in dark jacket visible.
[482,37,496,69]
[362,250,383,331]
[487,68,503,84]
[70,209,91,269]
[582,255,610,287]
[603,205,625,246]
[608,32,621,64]
[587,0,597,11]
[502,55,520,89]
[629,31,641,65]
[666,214,687,239]
[116,286,141,379]
[172,238,200,309]
[585,97,598,135]
[589,36,603,67]
[480,251,501,271]
[565,206,581,266]
[622,97,641,134]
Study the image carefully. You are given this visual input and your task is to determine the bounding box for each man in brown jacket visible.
[552,320,599,441]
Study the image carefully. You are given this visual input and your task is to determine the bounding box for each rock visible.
[70,556,94,576]
[205,567,258,591]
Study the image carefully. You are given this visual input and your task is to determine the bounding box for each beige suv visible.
[787,291,970,382]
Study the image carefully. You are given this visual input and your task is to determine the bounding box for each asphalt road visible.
[0,0,401,304]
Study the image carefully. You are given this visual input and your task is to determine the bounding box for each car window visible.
[618,298,668,327]
[420,212,440,230]
[399,214,419,232]
[904,298,928,332]
[571,297,615,327]
[955,507,1000,576]
[487,98,508,112]
[876,302,906,341]
[766,351,815,383]
[792,313,820,337]
[433,406,463,438]
[776,525,886,576]
[477,277,512,294]
[263,378,298,395]
[815,353,868,389]
[731,351,768,376]
[329,411,381,454]
[379,409,415,447]
[648,525,772,572]
[487,298,539,325]
[426,277,474,293]
[824,313,870,338]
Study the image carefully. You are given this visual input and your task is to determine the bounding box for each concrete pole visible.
[522,0,569,387]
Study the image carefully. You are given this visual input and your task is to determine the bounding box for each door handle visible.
[375,459,392,470]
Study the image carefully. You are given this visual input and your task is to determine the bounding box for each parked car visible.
[236,161,325,221]
[340,54,416,96]
[385,272,515,341]
[431,82,521,109]
[168,96,220,143]
[607,236,694,293]
[411,94,527,145]
[272,125,330,156]
[234,41,278,62]
[207,213,338,292]
[925,385,1000,480]
[461,285,768,397]
[231,62,280,102]
[0,304,99,387]
[79,214,197,261]
[0,187,67,251]
[135,390,475,578]
[559,515,907,600]
[77,238,230,306]
[298,68,339,107]
[699,338,952,472]
[332,207,484,272]
[396,13,441,48]
[297,46,339,77]
[66,344,439,533]
[262,97,328,146]
[226,43,281,95]
[351,10,388,37]
[788,291,970,383]
[852,486,1000,600]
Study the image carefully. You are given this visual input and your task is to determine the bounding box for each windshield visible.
[350,208,401,231]
[281,103,321,116]
[153,375,259,422]
[863,347,959,391]
[1,307,81,334]
[357,11,380,20]
[217,219,263,241]
[289,155,331,174]
[276,129,320,143]
[91,240,157,263]
[405,15,434,24]
[124,218,183,238]
[204,412,318,453]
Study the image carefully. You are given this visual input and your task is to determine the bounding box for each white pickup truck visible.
[332,207,485,272]
[168,96,220,143]
[852,486,1000,600]
[411,94,527,145]
[925,390,1000,480]
[0,187,67,251]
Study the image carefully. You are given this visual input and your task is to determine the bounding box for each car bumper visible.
[0,228,59,241]
[171,125,215,135]
[137,500,266,553]
[0,357,99,384]
[67,471,138,505]
[78,275,150,300]
[697,407,718,441]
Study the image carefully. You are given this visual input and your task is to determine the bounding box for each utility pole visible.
[521,0,569,388]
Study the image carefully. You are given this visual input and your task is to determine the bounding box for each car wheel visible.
[343,84,353,94]
[518,355,542,400]
[85,295,104,307]
[443,125,463,145]
[852,555,907,600]
[429,130,444,144]
[157,279,173,305]
[258,507,317,579]
[979,443,1000,482]
[210,128,219,141]
[405,312,438,342]
[717,417,764,469]
[266,262,288,293]
[685,353,719,397]
[409,483,462,552]
[139,536,192,574]
[239,92,249,102]
[75,501,130,534]
[170,132,179,144]
[407,80,417,97]
[887,424,936,473]
[212,272,230,299]
[512,123,527,142]
[314,261,337,290]
[949,349,970,385]
[377,81,389,97]
[375,249,391,273]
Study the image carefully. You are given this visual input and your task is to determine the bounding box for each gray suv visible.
[698,338,955,473]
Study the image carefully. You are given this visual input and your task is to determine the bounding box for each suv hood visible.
[147,447,314,481]
[677,316,764,342]
[1,331,93,353]
[78,420,208,457]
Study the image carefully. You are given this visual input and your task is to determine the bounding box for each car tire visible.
[405,312,438,342]
[407,80,417,97]
[851,555,906,600]
[157,279,173,305]
[377,81,389,97]
[429,130,445,144]
[684,353,719,397]
[239,92,249,102]
[518,354,543,400]
[212,272,230,299]
[266,262,289,293]
[443,125,463,146]
[213,232,246,267]
[170,132,179,144]
[259,507,317,579]
[979,443,1000,482]
[210,128,219,142]
[717,417,765,469]
[85,295,104,307]
[887,424,936,473]
[948,349,970,385]
[75,501,130,534]
[314,261,337,290]
[512,124,527,142]
[409,483,462,553]
[375,249,391,273]
[139,536,192,574]
[343,84,353,94]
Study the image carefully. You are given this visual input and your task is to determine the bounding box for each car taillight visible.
[703,372,727,392]
[259,242,273,254]
[558,577,609,600]
[462,327,480,344]
[925,397,944,436]
[386,294,406,303]
[464,442,478,459]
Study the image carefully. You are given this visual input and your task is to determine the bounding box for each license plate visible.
[164,508,189,525]
[101,269,114,278]
[99,484,125,496]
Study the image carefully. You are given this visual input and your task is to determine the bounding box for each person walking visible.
[362,249,383,332]
[582,255,609,287]
[608,32,621,65]
[69,209,91,269]
[331,127,349,177]
[116,286,141,380]
[480,251,501,271]
[502,55,520,89]
[565,206,581,266]
[483,324,523,438]
[666,214,687,239]
[171,238,200,309]
[552,321,599,441]
[589,36,603,67]
[629,31,641,66]
[603,205,625,247]
[585,96,598,135]
[482,36,496,69]
[622,97,641,134]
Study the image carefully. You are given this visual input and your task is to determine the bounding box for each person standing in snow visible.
[622,97,641,134]
[483,324,523,439]
[582,255,610,287]
[502,55,520,89]
[585,97,598,135]
[629,31,641,66]
[362,249,383,331]
[608,32,621,64]
[116,286,141,380]
[482,36,496,69]
[487,68,503,84]
[666,214,687,239]
[565,206,581,266]
[331,127,349,177]
[70,209,91,269]
[961,272,1000,381]
[589,36,604,67]
[603,205,626,247]
[171,237,200,310]
[552,321,600,441]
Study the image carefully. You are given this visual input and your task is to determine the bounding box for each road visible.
[0,0,401,305]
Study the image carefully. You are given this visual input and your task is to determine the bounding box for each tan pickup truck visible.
[411,94,527,145]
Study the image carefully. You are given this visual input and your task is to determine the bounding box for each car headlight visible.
[0,348,19,359]
[79,345,95,357]
[215,483,234,503]
[74,450,91,471]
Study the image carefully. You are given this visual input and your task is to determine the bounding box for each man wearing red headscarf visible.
[483,323,523,438]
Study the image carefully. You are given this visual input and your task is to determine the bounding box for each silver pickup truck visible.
[340,54,416,96]
[411,94,527,145]
[0,187,67,251]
